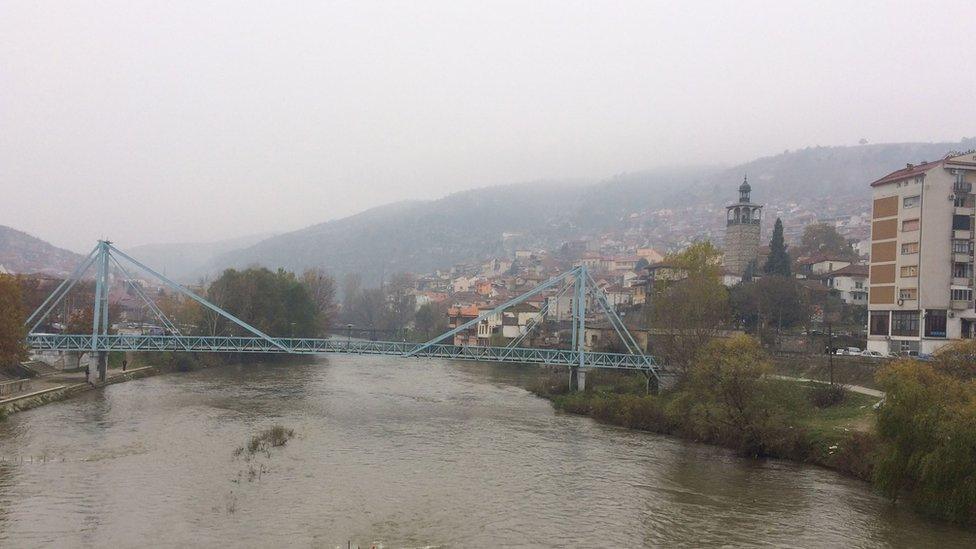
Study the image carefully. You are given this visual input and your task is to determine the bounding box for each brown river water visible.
[0,355,973,547]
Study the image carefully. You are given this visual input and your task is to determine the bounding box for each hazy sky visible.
[2,1,974,252]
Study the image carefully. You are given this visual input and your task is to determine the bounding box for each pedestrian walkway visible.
[769,374,884,398]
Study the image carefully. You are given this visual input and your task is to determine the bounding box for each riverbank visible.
[0,365,158,417]
[529,368,879,482]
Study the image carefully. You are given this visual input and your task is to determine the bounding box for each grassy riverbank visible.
[530,369,879,481]
[531,336,976,526]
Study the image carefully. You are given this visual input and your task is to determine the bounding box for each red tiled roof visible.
[825,263,868,277]
[797,254,851,266]
[870,158,946,187]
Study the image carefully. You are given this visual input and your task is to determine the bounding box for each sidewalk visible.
[769,374,884,399]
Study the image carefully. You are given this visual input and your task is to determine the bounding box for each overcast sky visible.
[2,1,974,252]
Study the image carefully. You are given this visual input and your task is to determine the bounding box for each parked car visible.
[846,346,862,354]
[860,350,885,358]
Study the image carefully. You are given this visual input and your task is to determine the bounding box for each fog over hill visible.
[6,139,972,286]
[209,139,975,285]
[127,233,277,283]
[0,225,85,276]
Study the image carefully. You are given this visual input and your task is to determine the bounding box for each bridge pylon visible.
[25,240,290,382]
[406,264,653,391]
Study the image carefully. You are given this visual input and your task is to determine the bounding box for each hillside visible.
[210,138,975,285]
[0,225,85,276]
[127,232,277,283]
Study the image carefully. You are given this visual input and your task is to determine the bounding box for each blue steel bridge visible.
[26,241,662,389]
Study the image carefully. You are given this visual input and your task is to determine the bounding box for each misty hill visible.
[127,232,277,282]
[705,139,976,205]
[210,138,974,285]
[0,225,85,276]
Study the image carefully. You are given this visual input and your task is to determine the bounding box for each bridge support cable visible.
[584,271,643,356]
[108,254,182,337]
[500,278,573,358]
[26,244,100,333]
[105,244,290,353]
[405,267,580,357]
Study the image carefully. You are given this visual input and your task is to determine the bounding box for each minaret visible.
[723,175,763,276]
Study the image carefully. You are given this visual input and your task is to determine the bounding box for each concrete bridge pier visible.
[569,367,586,392]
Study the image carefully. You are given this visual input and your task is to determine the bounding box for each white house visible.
[824,264,869,305]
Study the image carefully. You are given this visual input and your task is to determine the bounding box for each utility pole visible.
[827,321,834,385]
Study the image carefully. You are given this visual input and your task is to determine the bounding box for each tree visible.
[0,275,27,368]
[204,268,317,338]
[731,276,808,340]
[685,335,783,457]
[301,269,338,336]
[386,272,417,330]
[800,223,856,260]
[341,273,362,313]
[874,360,976,523]
[647,241,730,375]
[763,218,791,277]
[931,340,976,381]
[414,302,447,339]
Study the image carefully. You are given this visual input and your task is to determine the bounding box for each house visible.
[451,276,477,293]
[823,264,868,305]
[721,268,743,288]
[611,256,639,272]
[603,285,634,310]
[499,302,543,339]
[797,255,852,276]
[447,304,480,346]
[636,247,664,264]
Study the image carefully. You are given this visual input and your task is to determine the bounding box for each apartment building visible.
[867,152,976,355]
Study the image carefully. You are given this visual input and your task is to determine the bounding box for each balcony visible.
[951,299,971,310]
[954,181,973,194]
[953,252,973,263]
[952,277,973,287]
[954,230,972,240]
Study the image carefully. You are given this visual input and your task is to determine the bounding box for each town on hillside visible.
[14,151,975,368]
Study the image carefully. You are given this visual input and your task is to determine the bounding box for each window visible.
[953,263,973,279]
[953,240,972,254]
[869,311,889,336]
[900,265,918,277]
[953,215,972,231]
[924,310,947,338]
[903,195,920,209]
[902,219,920,232]
[899,288,917,300]
[901,242,919,255]
[854,280,864,289]
[897,339,920,354]
[951,288,972,301]
[891,311,919,336]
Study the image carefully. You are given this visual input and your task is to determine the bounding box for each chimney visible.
[906,163,914,170]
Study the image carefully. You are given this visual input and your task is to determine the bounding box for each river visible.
[0,356,973,547]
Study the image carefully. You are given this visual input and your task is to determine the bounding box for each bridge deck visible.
[27,334,660,371]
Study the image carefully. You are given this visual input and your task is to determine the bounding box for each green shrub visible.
[873,360,976,524]
[809,383,846,408]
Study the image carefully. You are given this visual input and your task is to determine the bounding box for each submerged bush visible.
[235,425,296,458]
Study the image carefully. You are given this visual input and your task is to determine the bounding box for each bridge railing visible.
[26,333,659,371]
